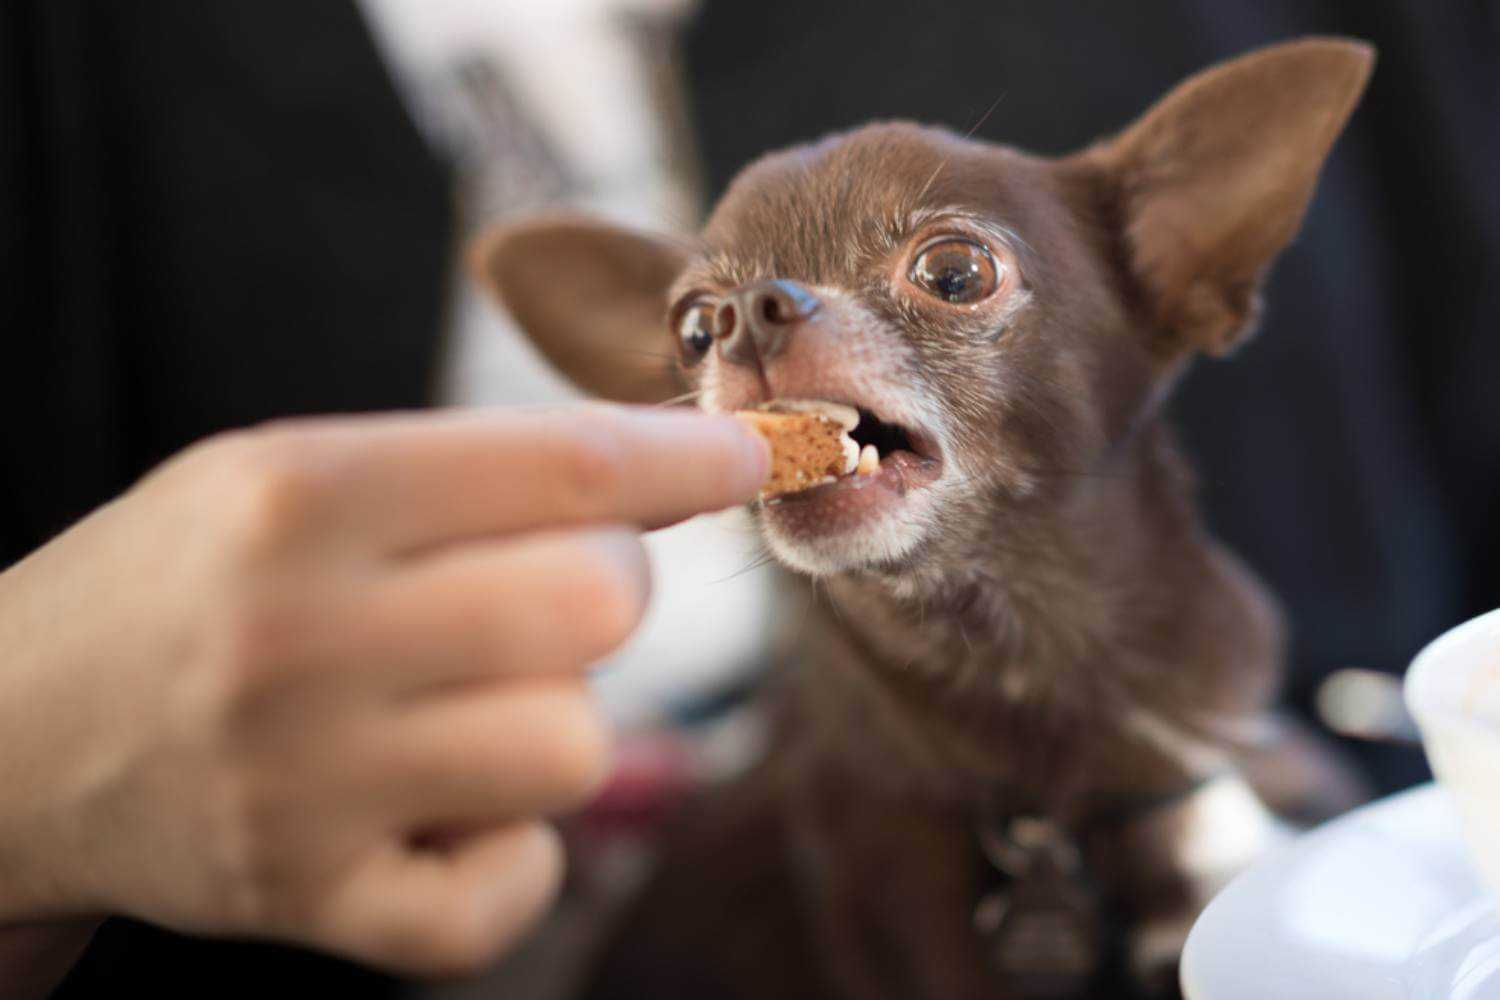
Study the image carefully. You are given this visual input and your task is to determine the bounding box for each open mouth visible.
[847,406,919,475]
[738,396,946,569]
[754,398,942,506]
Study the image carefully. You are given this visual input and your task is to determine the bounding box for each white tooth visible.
[840,435,860,474]
[857,443,880,476]
[814,475,836,486]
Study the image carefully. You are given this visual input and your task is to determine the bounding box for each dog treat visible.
[735,400,860,498]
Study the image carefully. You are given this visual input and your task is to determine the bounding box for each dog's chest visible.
[787,597,1092,806]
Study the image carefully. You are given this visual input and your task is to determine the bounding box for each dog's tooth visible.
[857,443,880,476]
[841,435,860,475]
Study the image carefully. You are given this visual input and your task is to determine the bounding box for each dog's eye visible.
[675,300,716,366]
[909,239,998,305]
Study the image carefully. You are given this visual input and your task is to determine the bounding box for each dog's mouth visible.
[849,406,919,470]
[724,388,947,572]
[756,396,943,539]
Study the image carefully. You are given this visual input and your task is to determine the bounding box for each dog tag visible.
[973,816,1103,996]
[974,863,1102,996]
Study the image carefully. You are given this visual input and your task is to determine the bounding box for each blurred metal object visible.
[615,1,706,225]
[449,55,576,222]
[973,813,1101,995]
[1315,668,1421,744]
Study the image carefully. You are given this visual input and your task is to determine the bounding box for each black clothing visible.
[1,1,452,567]
[2,0,1496,993]
[2,2,451,994]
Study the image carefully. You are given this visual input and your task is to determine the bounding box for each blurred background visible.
[4,1,1495,996]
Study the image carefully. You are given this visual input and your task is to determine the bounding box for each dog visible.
[472,37,1375,999]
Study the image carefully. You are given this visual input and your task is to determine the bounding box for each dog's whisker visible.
[1011,465,1134,481]
[709,550,778,584]
[963,91,1007,139]
[813,576,848,629]
[610,347,680,362]
[654,388,702,408]
[913,158,949,205]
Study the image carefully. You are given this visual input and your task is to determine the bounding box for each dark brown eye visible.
[909,238,999,304]
[675,300,716,365]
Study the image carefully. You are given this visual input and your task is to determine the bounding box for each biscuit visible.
[735,401,860,499]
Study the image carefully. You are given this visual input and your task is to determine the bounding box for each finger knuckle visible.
[215,589,312,700]
[421,919,502,980]
[552,422,628,517]
[569,536,649,657]
[412,826,562,977]
[384,897,505,979]
[215,429,329,557]
[540,690,613,803]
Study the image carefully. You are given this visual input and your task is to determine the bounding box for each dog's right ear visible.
[469,216,691,404]
[1084,37,1374,360]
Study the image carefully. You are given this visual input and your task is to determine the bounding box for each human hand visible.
[0,405,767,978]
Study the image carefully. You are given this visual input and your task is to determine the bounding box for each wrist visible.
[0,558,100,926]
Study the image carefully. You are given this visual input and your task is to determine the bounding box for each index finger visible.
[318,405,769,552]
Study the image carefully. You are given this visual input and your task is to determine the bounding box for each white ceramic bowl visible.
[1404,607,1500,897]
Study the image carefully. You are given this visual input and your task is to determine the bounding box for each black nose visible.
[714,279,820,365]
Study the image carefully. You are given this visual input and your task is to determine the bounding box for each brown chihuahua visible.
[474,38,1374,1000]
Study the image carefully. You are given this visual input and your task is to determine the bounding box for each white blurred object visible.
[1181,784,1500,1000]
[1405,607,1500,899]
[356,0,776,728]
[359,0,699,227]
[1185,610,1500,999]
[591,509,775,730]
[1315,667,1421,743]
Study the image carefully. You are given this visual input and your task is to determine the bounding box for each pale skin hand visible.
[0,405,769,990]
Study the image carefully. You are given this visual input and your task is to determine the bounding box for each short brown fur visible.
[474,38,1375,1000]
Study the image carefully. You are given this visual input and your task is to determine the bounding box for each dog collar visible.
[971,772,1224,993]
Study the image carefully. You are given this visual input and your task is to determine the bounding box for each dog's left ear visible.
[1087,37,1374,357]
[468,215,691,403]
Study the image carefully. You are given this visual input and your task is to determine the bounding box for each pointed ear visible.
[1088,37,1374,356]
[468,215,692,403]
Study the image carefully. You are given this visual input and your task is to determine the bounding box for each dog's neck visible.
[828,421,1202,682]
[785,420,1281,813]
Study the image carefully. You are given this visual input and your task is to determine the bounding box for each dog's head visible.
[474,39,1372,579]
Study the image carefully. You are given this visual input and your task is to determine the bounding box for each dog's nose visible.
[714,279,820,365]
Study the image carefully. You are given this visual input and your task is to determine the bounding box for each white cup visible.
[1405,607,1500,896]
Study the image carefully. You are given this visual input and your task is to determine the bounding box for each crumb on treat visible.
[734,402,859,498]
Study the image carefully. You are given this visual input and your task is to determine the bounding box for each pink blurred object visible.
[577,733,696,836]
